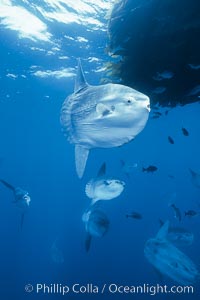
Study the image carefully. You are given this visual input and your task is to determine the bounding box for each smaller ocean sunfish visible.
[82,208,110,252]
[126,211,142,220]
[142,165,158,173]
[0,179,31,229]
[85,163,125,205]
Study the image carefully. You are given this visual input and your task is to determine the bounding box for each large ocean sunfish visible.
[60,59,150,178]
[144,221,199,285]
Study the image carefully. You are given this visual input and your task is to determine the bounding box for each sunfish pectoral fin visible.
[156,220,169,240]
[74,58,89,93]
[85,233,92,252]
[158,219,164,227]
[75,145,89,178]
[97,162,106,177]
[96,103,111,117]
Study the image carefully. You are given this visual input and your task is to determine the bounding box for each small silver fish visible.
[153,71,174,81]
[187,85,200,96]
[152,87,167,94]
[170,203,182,222]
[185,210,199,218]
[188,64,200,70]
[189,168,200,189]
[182,127,189,136]
[126,212,142,220]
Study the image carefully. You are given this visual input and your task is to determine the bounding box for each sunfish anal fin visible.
[97,162,106,177]
[96,103,111,117]
[75,145,89,178]
[74,58,88,93]
[91,198,99,206]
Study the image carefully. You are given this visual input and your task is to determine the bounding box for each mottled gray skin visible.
[159,220,194,247]
[145,238,199,285]
[60,59,150,178]
[61,84,150,148]
[167,227,194,247]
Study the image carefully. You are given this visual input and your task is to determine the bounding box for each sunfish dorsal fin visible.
[156,220,169,240]
[97,162,106,177]
[0,179,15,192]
[75,145,89,178]
[74,58,88,93]
[159,219,164,227]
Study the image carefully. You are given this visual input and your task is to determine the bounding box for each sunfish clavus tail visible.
[61,59,150,178]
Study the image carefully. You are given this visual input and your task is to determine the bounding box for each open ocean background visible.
[0,1,200,299]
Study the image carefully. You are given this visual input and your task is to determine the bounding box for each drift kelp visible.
[60,59,150,178]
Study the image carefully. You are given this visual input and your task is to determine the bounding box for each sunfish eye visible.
[116,180,123,185]
[127,99,132,104]
[104,180,110,186]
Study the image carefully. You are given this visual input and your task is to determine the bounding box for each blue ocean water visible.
[0,1,200,299]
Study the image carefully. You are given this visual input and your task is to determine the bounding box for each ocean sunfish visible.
[85,163,125,205]
[144,221,199,285]
[120,159,138,178]
[82,208,110,252]
[159,220,194,247]
[60,59,150,178]
[0,179,31,229]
